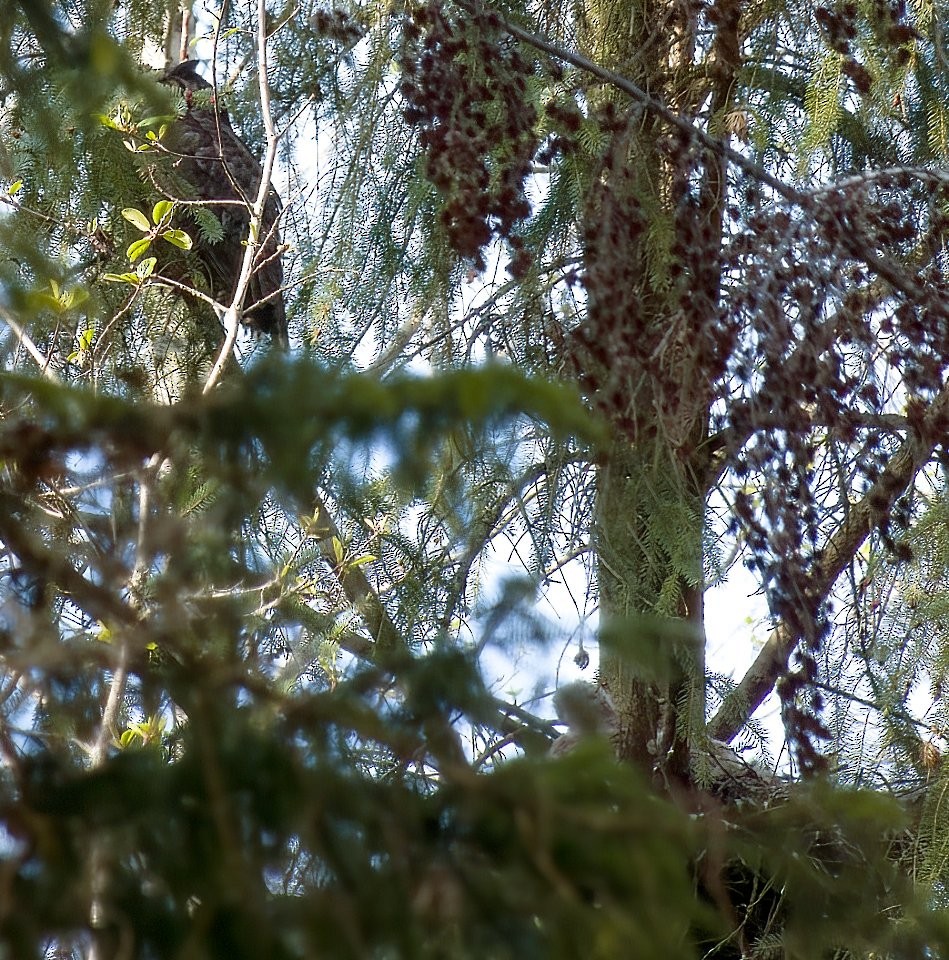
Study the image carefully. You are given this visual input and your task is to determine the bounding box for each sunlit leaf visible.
[127,236,152,262]
[152,200,174,225]
[162,228,192,250]
[122,208,151,232]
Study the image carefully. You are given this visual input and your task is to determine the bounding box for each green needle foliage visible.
[5,0,949,956]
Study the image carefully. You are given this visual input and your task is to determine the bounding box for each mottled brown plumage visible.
[161,61,287,348]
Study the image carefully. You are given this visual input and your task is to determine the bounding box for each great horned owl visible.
[160,60,287,348]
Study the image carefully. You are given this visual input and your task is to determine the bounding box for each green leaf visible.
[7,179,22,195]
[95,112,121,130]
[122,208,150,232]
[127,237,152,262]
[67,324,94,363]
[25,278,87,314]
[161,228,193,250]
[102,271,140,284]
[30,294,60,311]
[61,287,89,310]
[137,257,156,279]
[152,200,174,226]
[136,115,174,131]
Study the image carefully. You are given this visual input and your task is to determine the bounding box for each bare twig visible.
[87,455,158,960]
[202,3,286,393]
[0,306,60,381]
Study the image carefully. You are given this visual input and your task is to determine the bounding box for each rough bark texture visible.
[576,0,737,781]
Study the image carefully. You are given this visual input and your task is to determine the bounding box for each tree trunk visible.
[577,0,735,781]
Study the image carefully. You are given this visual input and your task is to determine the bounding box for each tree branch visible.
[306,491,405,657]
[457,0,802,203]
[203,10,286,393]
[87,456,159,960]
[0,306,60,382]
[707,387,949,742]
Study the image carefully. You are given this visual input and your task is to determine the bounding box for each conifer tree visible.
[4,0,949,956]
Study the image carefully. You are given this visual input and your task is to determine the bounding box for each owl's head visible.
[161,61,212,93]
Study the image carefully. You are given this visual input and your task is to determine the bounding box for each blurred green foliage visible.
[3,1,949,958]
